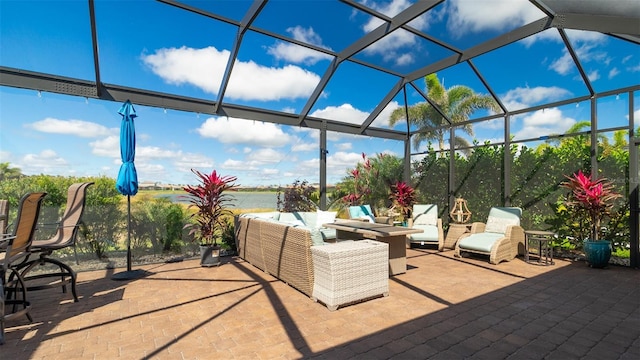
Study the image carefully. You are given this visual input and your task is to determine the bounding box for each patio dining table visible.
[323,220,423,275]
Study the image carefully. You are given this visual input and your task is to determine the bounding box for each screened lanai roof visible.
[1,0,639,143]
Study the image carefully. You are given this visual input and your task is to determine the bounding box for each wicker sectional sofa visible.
[234,211,338,297]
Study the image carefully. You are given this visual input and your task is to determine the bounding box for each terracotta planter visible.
[583,240,612,268]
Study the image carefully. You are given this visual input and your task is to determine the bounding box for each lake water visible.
[157,192,278,210]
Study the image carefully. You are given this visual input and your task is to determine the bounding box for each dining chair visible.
[15,182,93,303]
[1,192,47,345]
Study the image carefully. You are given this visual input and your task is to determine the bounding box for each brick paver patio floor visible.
[2,248,639,359]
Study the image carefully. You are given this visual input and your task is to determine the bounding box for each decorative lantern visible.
[449,197,472,223]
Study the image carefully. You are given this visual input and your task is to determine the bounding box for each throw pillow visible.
[413,212,437,226]
[485,216,519,234]
[316,210,336,228]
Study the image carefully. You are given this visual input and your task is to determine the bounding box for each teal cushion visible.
[308,228,326,246]
[458,233,504,253]
[409,224,439,242]
[349,205,375,222]
[319,228,336,241]
[279,212,305,224]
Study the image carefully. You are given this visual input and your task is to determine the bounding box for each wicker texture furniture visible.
[235,215,315,296]
[406,204,445,250]
[454,207,525,265]
[311,240,389,311]
[0,200,8,234]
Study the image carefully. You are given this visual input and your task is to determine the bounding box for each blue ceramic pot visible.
[583,240,611,268]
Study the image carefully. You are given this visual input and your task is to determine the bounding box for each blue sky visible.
[1,0,638,186]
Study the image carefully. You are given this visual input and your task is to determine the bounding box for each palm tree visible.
[389,74,501,154]
[0,162,22,181]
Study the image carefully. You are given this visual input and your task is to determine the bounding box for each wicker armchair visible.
[454,207,524,264]
[406,204,444,250]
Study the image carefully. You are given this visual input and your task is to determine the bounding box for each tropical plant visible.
[336,153,403,210]
[560,170,622,241]
[389,73,501,153]
[277,179,317,212]
[183,169,238,246]
[390,181,416,220]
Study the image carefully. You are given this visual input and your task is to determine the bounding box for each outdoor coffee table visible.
[323,220,423,275]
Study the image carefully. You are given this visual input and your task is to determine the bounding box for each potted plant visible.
[561,170,621,268]
[183,169,238,267]
[390,181,416,226]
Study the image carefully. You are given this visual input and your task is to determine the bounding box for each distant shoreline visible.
[138,189,278,196]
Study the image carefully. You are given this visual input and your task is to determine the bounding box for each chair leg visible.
[3,268,33,324]
[14,256,79,303]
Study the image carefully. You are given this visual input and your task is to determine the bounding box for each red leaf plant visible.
[560,170,621,241]
[390,181,416,220]
[183,169,238,246]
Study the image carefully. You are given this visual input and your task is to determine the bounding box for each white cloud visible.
[136,146,182,160]
[26,118,115,138]
[512,108,576,140]
[142,46,321,101]
[291,141,316,152]
[17,149,69,175]
[173,153,215,173]
[358,0,434,66]
[246,148,287,164]
[221,159,255,171]
[371,101,401,128]
[549,51,574,75]
[587,70,600,82]
[608,67,620,79]
[267,26,333,65]
[196,117,293,147]
[90,136,120,157]
[445,0,542,38]
[628,62,640,72]
[501,86,573,110]
[548,35,610,76]
[310,103,368,125]
[335,142,353,151]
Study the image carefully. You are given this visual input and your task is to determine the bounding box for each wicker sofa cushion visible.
[242,211,337,243]
[458,232,504,252]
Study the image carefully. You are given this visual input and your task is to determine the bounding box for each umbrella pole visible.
[127,195,132,272]
[112,194,146,280]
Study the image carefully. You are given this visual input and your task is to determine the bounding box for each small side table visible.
[445,223,472,249]
[524,230,556,265]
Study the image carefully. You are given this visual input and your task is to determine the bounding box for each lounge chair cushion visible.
[348,205,376,223]
[409,224,440,242]
[484,207,522,234]
[458,233,504,253]
[412,204,437,226]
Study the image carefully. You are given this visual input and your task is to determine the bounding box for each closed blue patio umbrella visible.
[112,100,146,280]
